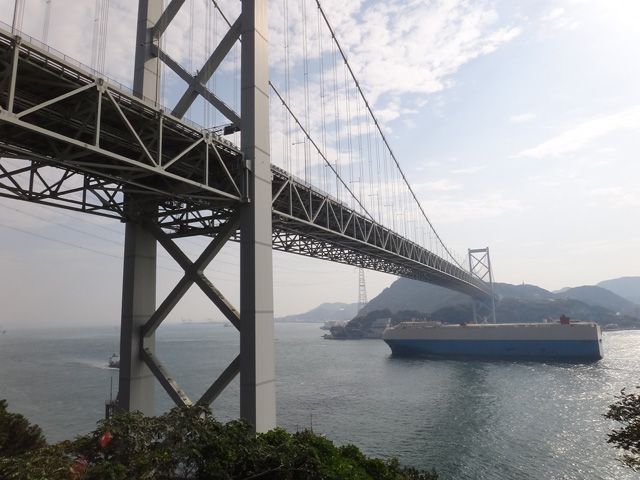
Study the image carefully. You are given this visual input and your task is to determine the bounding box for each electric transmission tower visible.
[358,267,368,314]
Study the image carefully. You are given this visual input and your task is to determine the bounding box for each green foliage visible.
[0,443,73,480]
[0,400,72,480]
[605,386,640,471]
[0,399,46,458]
[0,398,54,479]
[334,309,393,338]
[0,402,437,480]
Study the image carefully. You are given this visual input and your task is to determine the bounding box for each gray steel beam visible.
[171,17,242,120]
[152,45,241,126]
[151,0,186,40]
[198,354,241,405]
[239,0,276,433]
[142,347,192,407]
[6,36,19,112]
[141,214,242,337]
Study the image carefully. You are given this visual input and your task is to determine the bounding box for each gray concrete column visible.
[239,0,276,433]
[118,0,163,414]
[118,217,157,414]
[133,0,162,104]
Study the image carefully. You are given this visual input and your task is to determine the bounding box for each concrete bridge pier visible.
[117,0,162,416]
[239,0,276,433]
[118,212,157,415]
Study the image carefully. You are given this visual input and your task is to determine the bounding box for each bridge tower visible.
[468,248,497,324]
[118,0,275,432]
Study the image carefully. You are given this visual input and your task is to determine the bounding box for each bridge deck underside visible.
[270,168,488,297]
[0,29,490,299]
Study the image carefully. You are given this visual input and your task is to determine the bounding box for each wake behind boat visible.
[382,315,603,360]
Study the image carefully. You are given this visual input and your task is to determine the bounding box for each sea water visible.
[0,323,638,480]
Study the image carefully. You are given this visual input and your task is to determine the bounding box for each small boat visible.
[108,353,120,368]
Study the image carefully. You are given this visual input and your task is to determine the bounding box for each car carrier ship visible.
[382,315,603,360]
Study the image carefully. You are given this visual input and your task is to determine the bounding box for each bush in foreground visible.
[0,402,437,480]
[605,385,640,471]
[0,400,46,459]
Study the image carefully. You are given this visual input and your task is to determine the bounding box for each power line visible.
[0,222,122,260]
[0,203,123,245]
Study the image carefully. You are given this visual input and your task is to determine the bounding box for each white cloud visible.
[590,186,640,208]
[559,236,640,256]
[282,0,522,123]
[412,179,461,192]
[374,104,419,124]
[543,7,565,23]
[415,161,440,170]
[421,194,525,224]
[514,105,640,158]
[510,113,537,123]
[450,166,485,174]
[597,147,617,154]
[539,5,579,33]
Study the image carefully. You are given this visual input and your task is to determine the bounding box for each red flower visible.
[98,430,113,448]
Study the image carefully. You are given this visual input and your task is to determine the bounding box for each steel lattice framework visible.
[0,26,490,298]
[0,28,244,228]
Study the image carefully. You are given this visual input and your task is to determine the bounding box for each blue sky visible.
[0,0,638,326]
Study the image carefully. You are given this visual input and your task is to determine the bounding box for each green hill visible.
[347,277,640,331]
[285,277,640,332]
[558,285,637,315]
[597,277,640,304]
[275,302,357,323]
[359,277,468,315]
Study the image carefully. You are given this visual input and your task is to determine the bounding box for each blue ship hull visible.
[384,338,603,360]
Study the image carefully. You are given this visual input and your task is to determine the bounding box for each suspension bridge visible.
[0,0,495,433]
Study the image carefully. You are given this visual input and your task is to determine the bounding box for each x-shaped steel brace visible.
[138,211,242,406]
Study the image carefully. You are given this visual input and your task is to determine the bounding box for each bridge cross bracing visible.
[0,0,493,432]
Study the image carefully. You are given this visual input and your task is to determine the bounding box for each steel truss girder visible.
[0,28,491,301]
[0,156,242,234]
[0,27,245,212]
[0,158,125,218]
[270,166,491,298]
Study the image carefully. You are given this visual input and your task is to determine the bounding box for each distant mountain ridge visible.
[492,283,555,300]
[275,302,357,323]
[359,278,467,315]
[556,285,637,314]
[597,277,640,304]
[278,276,639,329]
